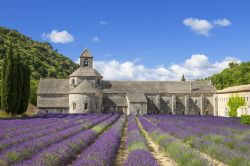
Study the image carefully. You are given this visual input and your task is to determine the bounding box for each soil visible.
[114,119,128,166]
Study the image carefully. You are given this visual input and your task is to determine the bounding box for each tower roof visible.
[69,67,102,77]
[70,79,100,94]
[80,48,92,58]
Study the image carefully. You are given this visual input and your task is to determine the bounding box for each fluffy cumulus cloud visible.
[213,18,231,26]
[183,18,213,36]
[88,55,240,81]
[183,18,231,36]
[42,30,74,44]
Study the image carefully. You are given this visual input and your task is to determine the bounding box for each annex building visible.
[37,49,250,116]
[216,85,250,117]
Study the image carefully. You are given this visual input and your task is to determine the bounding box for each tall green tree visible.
[227,94,246,117]
[19,62,30,114]
[4,43,14,114]
[181,74,186,81]
[1,43,30,115]
[15,53,23,114]
[1,50,6,109]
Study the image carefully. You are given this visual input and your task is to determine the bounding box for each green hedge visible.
[241,115,250,125]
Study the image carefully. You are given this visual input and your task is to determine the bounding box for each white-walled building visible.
[216,85,250,117]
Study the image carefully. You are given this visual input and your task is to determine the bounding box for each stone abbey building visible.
[37,49,217,115]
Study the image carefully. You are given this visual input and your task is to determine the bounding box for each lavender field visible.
[0,114,249,166]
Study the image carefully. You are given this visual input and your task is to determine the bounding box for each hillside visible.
[211,62,250,90]
[0,26,79,80]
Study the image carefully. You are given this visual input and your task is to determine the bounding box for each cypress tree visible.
[181,74,186,81]
[4,43,14,114]
[15,53,23,114]
[1,49,6,109]
[12,50,19,114]
[19,62,30,114]
[1,44,30,115]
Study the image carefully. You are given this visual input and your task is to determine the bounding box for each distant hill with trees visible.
[0,27,79,107]
[0,26,79,79]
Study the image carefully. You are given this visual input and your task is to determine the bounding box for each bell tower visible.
[80,49,93,68]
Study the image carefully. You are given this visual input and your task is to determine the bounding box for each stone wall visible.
[145,93,214,115]
[69,93,103,113]
[217,92,250,117]
[128,102,147,115]
[38,108,69,114]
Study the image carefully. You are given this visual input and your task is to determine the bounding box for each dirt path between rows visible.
[136,117,177,166]
[114,118,128,166]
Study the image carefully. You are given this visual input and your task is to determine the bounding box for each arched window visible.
[84,59,88,67]
[73,103,76,110]
[195,99,198,105]
[71,79,75,85]
[84,103,88,110]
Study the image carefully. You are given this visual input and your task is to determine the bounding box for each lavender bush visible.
[146,115,250,165]
[72,115,125,166]
[124,115,158,166]
[138,115,209,166]
[16,114,120,166]
[0,114,111,165]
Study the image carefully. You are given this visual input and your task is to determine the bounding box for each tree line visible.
[1,43,30,115]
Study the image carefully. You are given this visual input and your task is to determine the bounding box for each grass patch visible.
[91,125,104,133]
[127,141,147,152]
[6,151,20,162]
[164,142,204,166]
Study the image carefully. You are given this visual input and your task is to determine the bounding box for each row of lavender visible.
[72,115,126,166]
[146,115,250,166]
[0,114,119,165]
[17,114,121,166]
[0,114,90,139]
[124,115,158,166]
[0,114,101,151]
[137,116,210,166]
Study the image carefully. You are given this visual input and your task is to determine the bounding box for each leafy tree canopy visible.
[210,62,250,90]
[227,94,246,117]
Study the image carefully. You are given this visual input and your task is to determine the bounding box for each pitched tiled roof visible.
[102,81,215,94]
[217,84,250,93]
[102,96,127,106]
[127,93,147,103]
[37,79,69,95]
[70,79,101,94]
[37,96,69,108]
[80,48,92,58]
[69,67,102,77]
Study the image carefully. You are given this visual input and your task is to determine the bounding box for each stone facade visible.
[37,49,219,115]
[216,85,250,117]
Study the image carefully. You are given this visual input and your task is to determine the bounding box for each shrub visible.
[227,94,246,117]
[241,115,250,125]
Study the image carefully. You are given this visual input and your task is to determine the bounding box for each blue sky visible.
[0,0,250,80]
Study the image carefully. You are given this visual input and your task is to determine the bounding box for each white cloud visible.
[90,55,240,81]
[183,18,231,36]
[92,36,100,43]
[42,30,74,44]
[213,18,231,26]
[99,21,108,25]
[183,18,213,36]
